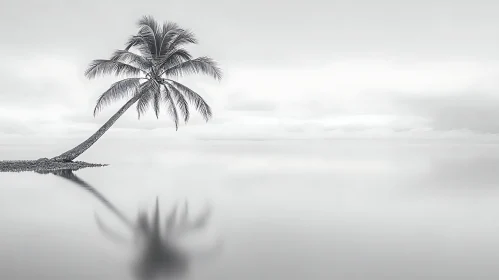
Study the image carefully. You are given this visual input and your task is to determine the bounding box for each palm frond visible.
[136,81,153,118]
[125,35,140,51]
[166,80,212,121]
[109,50,152,71]
[163,29,198,54]
[166,83,190,123]
[93,78,142,116]
[124,35,153,59]
[157,48,193,71]
[85,59,145,79]
[158,21,181,57]
[137,28,158,58]
[161,57,222,81]
[136,80,159,119]
[138,15,160,33]
[137,15,162,57]
[162,84,180,130]
[125,25,158,58]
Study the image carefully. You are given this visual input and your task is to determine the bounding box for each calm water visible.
[1,138,499,280]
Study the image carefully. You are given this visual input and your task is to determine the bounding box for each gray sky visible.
[1,0,499,140]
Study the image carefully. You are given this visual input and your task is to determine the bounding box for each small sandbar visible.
[0,159,107,172]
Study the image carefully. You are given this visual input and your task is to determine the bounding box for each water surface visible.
[1,138,499,280]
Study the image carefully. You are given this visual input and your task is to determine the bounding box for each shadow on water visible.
[36,168,223,280]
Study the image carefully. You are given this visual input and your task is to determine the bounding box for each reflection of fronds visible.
[101,197,219,280]
[135,197,212,240]
[46,169,222,280]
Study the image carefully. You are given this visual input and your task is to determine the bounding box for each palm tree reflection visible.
[41,169,222,280]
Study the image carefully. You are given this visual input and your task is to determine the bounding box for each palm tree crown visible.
[87,15,222,130]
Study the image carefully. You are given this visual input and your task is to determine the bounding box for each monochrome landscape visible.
[1,0,499,279]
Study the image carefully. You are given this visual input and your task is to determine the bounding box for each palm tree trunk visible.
[52,94,142,162]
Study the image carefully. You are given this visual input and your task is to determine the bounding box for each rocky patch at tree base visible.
[0,158,107,172]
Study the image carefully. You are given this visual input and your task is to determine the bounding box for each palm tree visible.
[52,15,222,162]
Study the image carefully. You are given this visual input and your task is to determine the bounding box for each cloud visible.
[209,59,499,138]
[0,54,91,119]
[1,0,498,143]
[2,0,499,68]
[0,119,35,136]
[386,91,499,134]
[1,50,499,141]
[225,92,277,112]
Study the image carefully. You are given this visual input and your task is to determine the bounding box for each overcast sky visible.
[1,0,499,140]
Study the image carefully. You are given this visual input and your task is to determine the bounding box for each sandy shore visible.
[0,158,107,172]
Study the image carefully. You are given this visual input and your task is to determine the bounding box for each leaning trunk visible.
[52,94,142,162]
